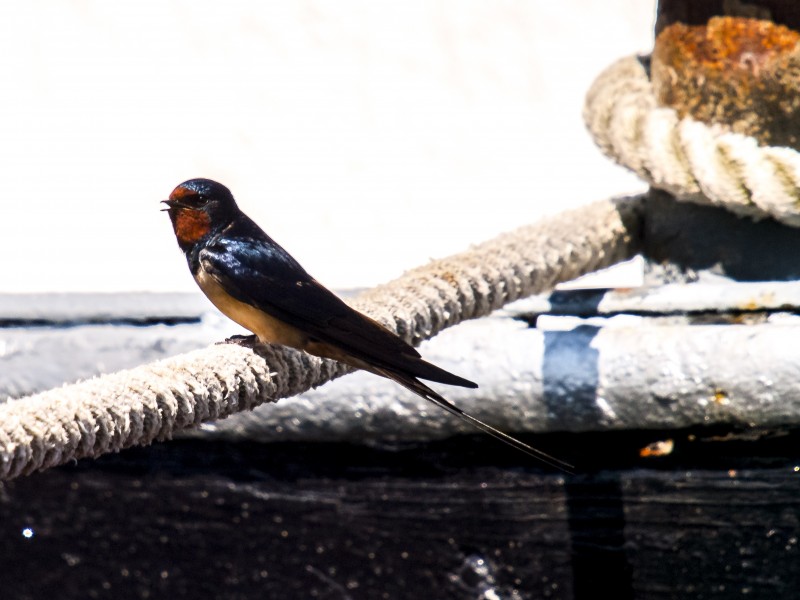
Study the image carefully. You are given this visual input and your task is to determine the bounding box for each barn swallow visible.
[164,178,571,470]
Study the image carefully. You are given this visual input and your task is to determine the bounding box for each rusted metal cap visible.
[651,16,800,148]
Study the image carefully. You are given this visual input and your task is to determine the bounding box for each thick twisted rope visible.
[584,55,800,226]
[0,197,642,480]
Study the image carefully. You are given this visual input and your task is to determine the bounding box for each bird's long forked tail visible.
[379,370,575,473]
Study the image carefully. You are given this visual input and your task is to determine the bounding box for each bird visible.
[163,178,571,470]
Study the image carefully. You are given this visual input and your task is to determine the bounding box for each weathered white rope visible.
[0,197,642,480]
[584,55,800,226]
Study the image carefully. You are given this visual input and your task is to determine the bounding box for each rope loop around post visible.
[584,55,800,226]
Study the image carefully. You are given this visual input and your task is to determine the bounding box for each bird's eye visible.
[195,196,209,207]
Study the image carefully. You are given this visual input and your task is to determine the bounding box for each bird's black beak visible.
[161,199,176,212]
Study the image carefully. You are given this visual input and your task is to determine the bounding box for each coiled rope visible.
[0,198,642,480]
[584,55,800,226]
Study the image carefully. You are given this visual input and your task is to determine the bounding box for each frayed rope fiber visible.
[0,197,642,480]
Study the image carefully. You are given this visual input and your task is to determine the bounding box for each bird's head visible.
[163,178,238,251]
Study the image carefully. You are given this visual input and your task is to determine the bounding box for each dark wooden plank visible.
[0,433,798,600]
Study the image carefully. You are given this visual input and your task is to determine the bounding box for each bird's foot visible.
[219,334,260,348]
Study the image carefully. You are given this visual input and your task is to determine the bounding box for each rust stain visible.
[738,299,761,312]
[651,16,800,147]
[440,271,459,288]
[737,291,776,312]
[713,388,729,404]
[639,439,674,458]
[656,17,799,73]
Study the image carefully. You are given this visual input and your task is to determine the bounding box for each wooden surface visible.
[0,434,798,600]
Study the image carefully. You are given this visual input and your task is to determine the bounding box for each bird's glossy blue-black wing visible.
[198,235,476,387]
[199,235,356,334]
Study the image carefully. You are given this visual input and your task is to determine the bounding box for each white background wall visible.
[0,1,655,294]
